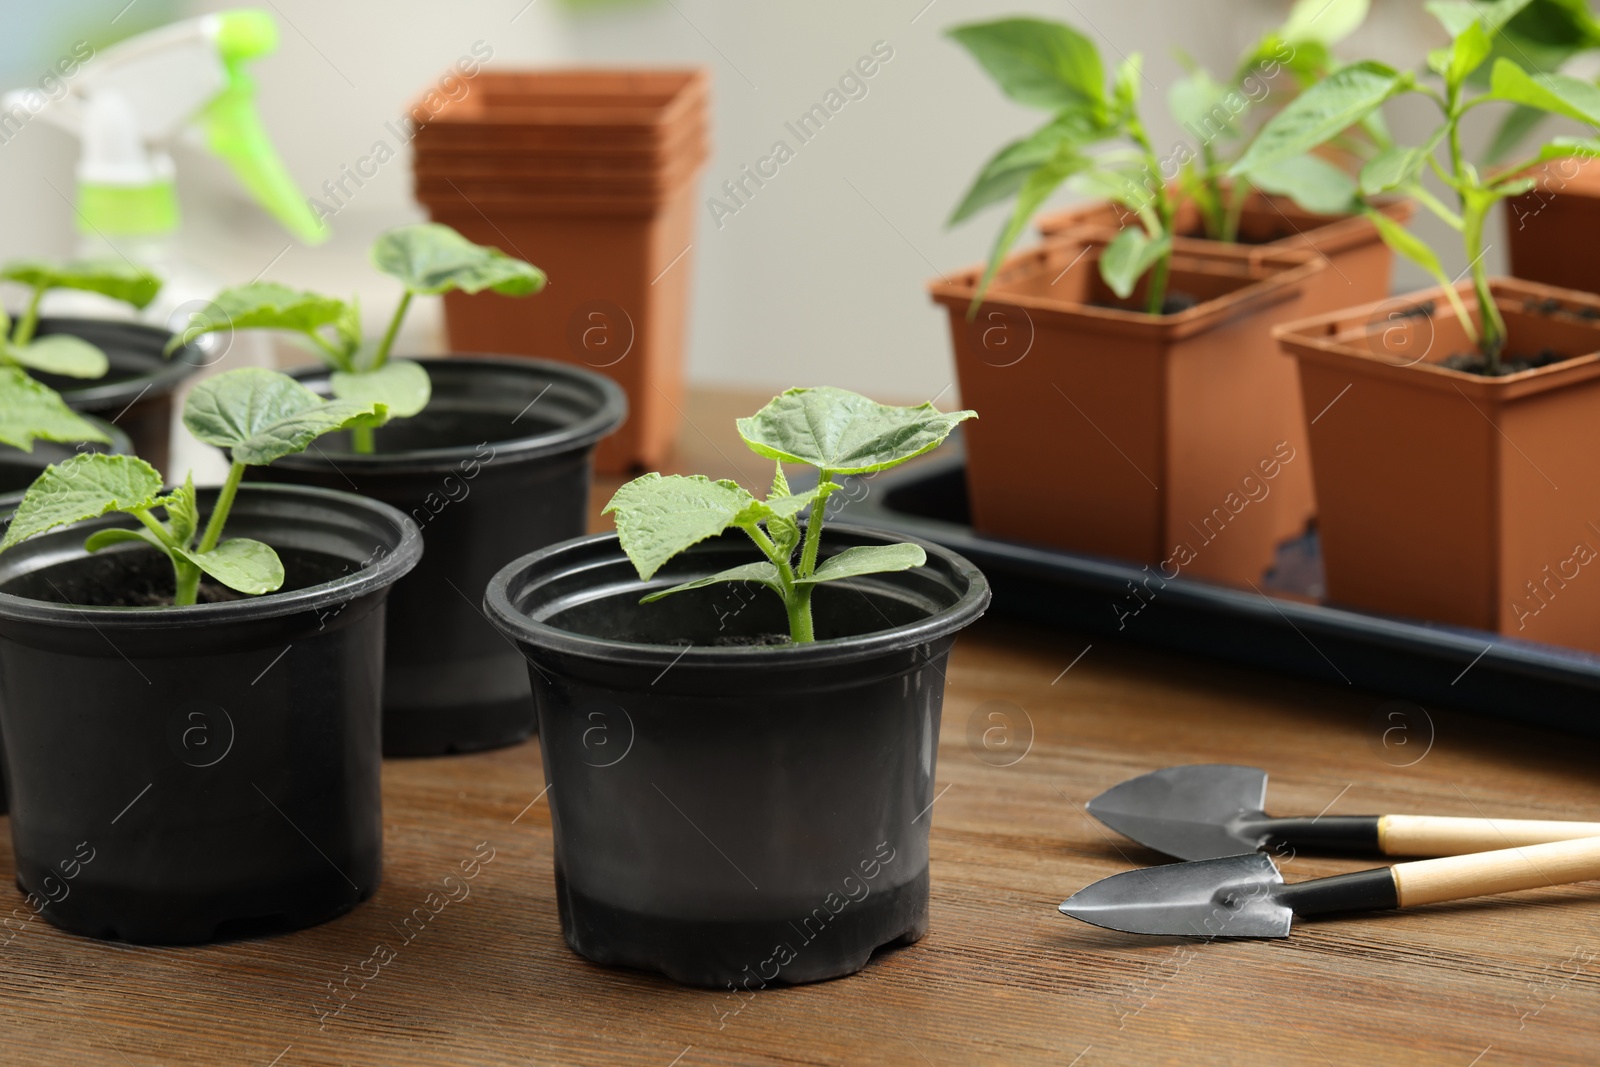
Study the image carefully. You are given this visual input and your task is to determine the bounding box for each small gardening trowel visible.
[1087,764,1600,860]
[1060,835,1600,938]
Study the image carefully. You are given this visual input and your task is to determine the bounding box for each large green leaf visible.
[0,367,110,450]
[1488,58,1600,125]
[1098,227,1172,300]
[1233,62,1413,176]
[604,474,766,581]
[946,18,1106,112]
[182,367,388,467]
[0,259,161,309]
[169,282,351,355]
[736,387,976,475]
[640,561,783,603]
[1281,0,1371,44]
[371,224,546,297]
[183,537,284,595]
[1248,154,1360,215]
[7,334,110,379]
[330,359,431,419]
[947,111,1105,225]
[1,453,162,551]
[793,543,927,586]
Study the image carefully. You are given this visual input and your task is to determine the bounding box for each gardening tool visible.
[1088,764,1600,860]
[1059,835,1600,938]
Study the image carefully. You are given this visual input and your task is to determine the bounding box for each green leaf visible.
[736,387,976,475]
[603,474,765,580]
[84,527,165,554]
[1504,134,1600,169]
[1169,69,1238,140]
[793,543,927,586]
[1443,20,1494,85]
[7,334,110,379]
[947,112,1100,225]
[0,259,161,309]
[330,359,431,419]
[1,453,162,552]
[946,18,1106,111]
[1281,0,1371,44]
[1365,210,1478,336]
[973,142,1095,307]
[372,224,546,297]
[170,282,351,355]
[1489,58,1600,125]
[182,367,388,467]
[182,537,284,595]
[1359,137,1442,196]
[163,473,199,547]
[0,367,110,450]
[1098,227,1172,299]
[1248,154,1360,215]
[640,561,783,603]
[1428,0,1536,37]
[1232,62,1412,176]
[1113,54,1142,115]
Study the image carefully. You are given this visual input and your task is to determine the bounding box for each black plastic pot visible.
[0,416,132,495]
[0,483,420,943]
[31,317,204,477]
[252,356,625,758]
[485,523,990,988]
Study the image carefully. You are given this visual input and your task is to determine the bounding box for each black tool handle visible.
[1254,815,1383,855]
[1277,867,1399,917]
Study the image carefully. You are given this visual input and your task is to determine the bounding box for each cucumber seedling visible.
[172,223,545,453]
[604,387,975,643]
[0,367,387,606]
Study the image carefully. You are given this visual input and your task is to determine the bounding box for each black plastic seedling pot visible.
[484,524,990,988]
[0,483,420,944]
[33,317,203,476]
[253,356,625,757]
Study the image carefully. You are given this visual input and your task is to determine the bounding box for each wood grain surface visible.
[3,389,1600,1066]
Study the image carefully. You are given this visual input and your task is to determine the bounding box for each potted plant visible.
[1260,4,1600,651]
[485,388,990,988]
[0,366,418,943]
[931,16,1327,586]
[1025,0,1413,318]
[176,223,627,757]
[1,258,198,474]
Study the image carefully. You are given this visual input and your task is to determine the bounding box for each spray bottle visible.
[4,8,325,330]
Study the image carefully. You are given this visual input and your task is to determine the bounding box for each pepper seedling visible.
[0,258,162,381]
[171,223,545,454]
[604,388,975,644]
[1232,0,1600,371]
[0,367,386,606]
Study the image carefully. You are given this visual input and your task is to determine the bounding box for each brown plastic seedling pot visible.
[1275,278,1600,653]
[930,232,1324,588]
[420,179,700,473]
[1505,156,1600,294]
[412,143,708,199]
[1037,191,1412,318]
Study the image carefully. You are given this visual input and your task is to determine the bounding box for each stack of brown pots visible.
[412,69,710,472]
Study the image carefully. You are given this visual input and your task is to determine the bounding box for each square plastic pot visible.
[929,231,1324,588]
[484,525,990,988]
[1505,155,1600,295]
[0,483,420,943]
[1037,190,1412,317]
[1275,277,1600,652]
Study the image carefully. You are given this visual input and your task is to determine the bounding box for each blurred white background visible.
[0,0,1568,401]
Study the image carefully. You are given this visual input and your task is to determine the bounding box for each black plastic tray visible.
[831,452,1600,736]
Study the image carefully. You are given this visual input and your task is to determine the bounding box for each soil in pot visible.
[0,483,420,943]
[485,524,991,988]
[250,357,625,758]
[930,231,1324,588]
[30,317,202,478]
[1275,278,1600,652]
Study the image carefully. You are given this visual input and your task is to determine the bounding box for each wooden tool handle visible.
[1391,835,1600,907]
[1379,815,1600,856]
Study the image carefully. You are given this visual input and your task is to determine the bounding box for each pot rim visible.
[0,482,422,627]
[33,316,202,409]
[484,523,992,670]
[272,355,627,472]
[928,229,1323,340]
[1272,277,1600,398]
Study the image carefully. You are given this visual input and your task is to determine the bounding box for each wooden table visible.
[4,390,1600,1066]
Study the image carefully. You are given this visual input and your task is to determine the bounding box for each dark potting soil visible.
[1441,349,1569,377]
[668,633,793,648]
[1091,291,1201,316]
[316,404,565,456]
[1,546,352,607]
[555,867,928,987]
[1522,296,1600,323]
